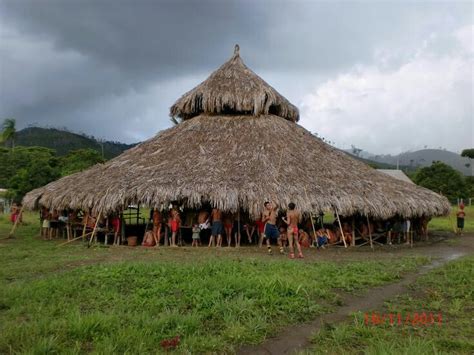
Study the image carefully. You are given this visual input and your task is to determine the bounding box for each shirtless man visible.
[262,201,281,254]
[283,202,303,259]
[152,208,162,246]
[209,208,223,247]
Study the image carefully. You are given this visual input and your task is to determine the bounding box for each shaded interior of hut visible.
[38,202,430,249]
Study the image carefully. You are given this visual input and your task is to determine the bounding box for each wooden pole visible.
[81,213,88,241]
[303,187,317,245]
[334,209,347,248]
[237,207,241,247]
[58,231,94,246]
[88,210,102,246]
[351,217,356,247]
[367,215,373,250]
[8,206,24,238]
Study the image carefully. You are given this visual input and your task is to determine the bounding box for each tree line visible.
[1,119,104,201]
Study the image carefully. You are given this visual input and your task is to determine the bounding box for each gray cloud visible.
[0,0,472,152]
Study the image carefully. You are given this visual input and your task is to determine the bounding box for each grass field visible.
[429,205,473,233]
[0,212,431,353]
[306,256,474,354]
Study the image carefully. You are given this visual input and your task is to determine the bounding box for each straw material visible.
[170,45,299,122]
[23,114,450,219]
[23,46,450,218]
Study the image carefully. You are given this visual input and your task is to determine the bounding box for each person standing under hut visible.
[262,201,281,255]
[223,212,233,247]
[283,202,303,259]
[170,207,181,247]
[456,203,466,235]
[152,208,163,247]
[209,207,224,247]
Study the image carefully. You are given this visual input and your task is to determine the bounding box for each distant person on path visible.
[283,202,303,259]
[209,208,223,247]
[262,201,281,254]
[456,203,466,235]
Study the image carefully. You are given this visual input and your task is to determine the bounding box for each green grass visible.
[306,256,474,354]
[429,205,474,233]
[0,212,430,353]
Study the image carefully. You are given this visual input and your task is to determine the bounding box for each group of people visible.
[30,200,468,251]
[139,200,355,259]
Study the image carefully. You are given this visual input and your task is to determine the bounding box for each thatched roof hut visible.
[23,46,450,219]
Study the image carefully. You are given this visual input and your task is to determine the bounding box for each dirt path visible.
[238,234,474,355]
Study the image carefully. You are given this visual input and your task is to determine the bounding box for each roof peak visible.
[170,45,299,122]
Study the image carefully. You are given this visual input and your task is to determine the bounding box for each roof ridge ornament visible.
[234,44,240,56]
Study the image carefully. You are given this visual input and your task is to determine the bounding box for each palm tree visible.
[1,118,16,149]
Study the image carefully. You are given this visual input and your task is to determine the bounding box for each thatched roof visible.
[377,169,414,184]
[23,47,450,219]
[170,45,299,122]
[24,113,449,218]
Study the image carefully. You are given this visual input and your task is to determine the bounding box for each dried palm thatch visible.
[170,45,299,122]
[23,46,450,219]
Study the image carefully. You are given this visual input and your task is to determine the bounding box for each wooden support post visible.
[58,231,94,246]
[88,210,102,246]
[81,213,88,241]
[334,209,347,248]
[303,187,317,246]
[351,217,356,247]
[8,206,24,238]
[367,215,373,250]
[387,230,392,245]
[66,222,71,241]
[237,207,241,248]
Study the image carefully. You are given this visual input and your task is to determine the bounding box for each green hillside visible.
[16,127,135,159]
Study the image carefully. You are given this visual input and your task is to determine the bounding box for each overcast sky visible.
[0,0,472,154]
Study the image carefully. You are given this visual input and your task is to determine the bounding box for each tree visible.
[4,146,60,201]
[413,161,468,202]
[461,148,474,159]
[1,118,16,148]
[60,149,104,176]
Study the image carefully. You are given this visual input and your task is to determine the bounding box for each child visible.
[111,214,121,245]
[298,229,310,248]
[279,227,288,248]
[42,211,51,240]
[152,209,162,246]
[192,224,200,247]
[142,230,155,247]
[170,207,181,247]
[315,229,328,249]
[245,222,255,244]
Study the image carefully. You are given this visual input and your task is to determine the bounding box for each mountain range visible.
[15,127,136,159]
[14,127,473,176]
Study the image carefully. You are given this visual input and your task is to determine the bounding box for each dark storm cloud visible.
[0,0,472,149]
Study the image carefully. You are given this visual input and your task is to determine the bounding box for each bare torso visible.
[212,209,222,222]
[287,210,300,226]
[263,208,278,225]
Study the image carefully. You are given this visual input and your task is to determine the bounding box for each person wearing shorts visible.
[209,208,223,247]
[262,201,281,254]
